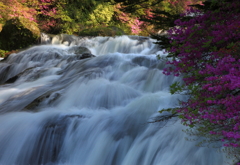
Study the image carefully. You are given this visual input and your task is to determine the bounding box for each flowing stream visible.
[0,35,228,165]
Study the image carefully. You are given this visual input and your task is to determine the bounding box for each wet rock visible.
[68,46,91,55]
[25,91,61,110]
[4,75,19,84]
[80,53,96,59]
[0,64,11,84]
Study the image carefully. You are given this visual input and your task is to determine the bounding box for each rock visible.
[68,46,91,55]
[25,91,61,110]
[75,47,91,54]
[0,19,39,51]
[75,53,95,60]
[80,53,96,59]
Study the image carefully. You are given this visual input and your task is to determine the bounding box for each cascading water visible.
[0,35,229,165]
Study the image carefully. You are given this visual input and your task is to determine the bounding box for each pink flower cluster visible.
[1,0,37,22]
[165,0,240,149]
[37,0,59,31]
[0,0,61,32]
[38,0,57,17]
[117,11,144,35]
[130,18,143,34]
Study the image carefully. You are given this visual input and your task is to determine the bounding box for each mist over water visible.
[0,35,228,165]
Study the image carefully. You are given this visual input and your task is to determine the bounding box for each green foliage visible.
[0,0,206,52]
[169,82,184,94]
[109,0,163,16]
[78,26,125,36]
[49,0,116,34]
[0,49,7,58]
[87,3,114,26]
[0,0,40,51]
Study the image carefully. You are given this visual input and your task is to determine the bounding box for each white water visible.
[0,35,228,165]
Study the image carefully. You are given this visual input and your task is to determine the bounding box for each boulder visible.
[0,19,39,51]
[80,53,96,59]
[68,46,91,55]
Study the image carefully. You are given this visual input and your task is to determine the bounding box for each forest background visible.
[0,0,201,57]
[0,0,239,164]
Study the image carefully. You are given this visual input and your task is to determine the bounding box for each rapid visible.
[0,35,228,165]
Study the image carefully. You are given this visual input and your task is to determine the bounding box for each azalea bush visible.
[0,0,39,35]
[112,0,202,35]
[163,0,240,160]
[114,8,142,35]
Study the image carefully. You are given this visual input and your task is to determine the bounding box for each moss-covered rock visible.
[0,18,40,51]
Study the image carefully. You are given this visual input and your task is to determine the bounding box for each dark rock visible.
[0,19,39,51]
[68,46,91,55]
[0,64,11,84]
[25,91,61,110]
[80,53,96,59]
[4,75,19,84]
[75,47,91,55]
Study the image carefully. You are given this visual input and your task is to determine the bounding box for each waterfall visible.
[0,35,228,165]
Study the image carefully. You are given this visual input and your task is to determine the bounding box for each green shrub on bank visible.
[0,19,39,51]
[78,26,125,36]
[0,50,6,58]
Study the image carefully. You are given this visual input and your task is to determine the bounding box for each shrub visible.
[163,0,240,160]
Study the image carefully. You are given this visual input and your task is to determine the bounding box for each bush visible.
[0,19,39,51]
[163,0,240,160]
[78,26,125,36]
